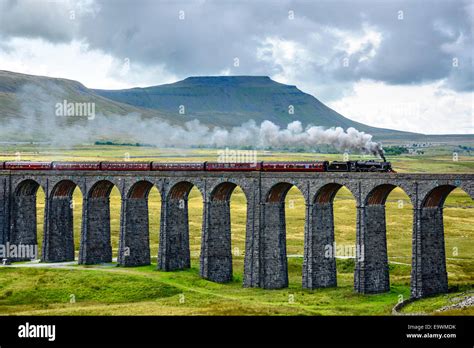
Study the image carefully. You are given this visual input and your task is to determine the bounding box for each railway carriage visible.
[151,162,205,171]
[5,161,52,170]
[206,162,262,171]
[100,162,152,171]
[262,161,328,172]
[1,159,394,172]
[52,162,101,170]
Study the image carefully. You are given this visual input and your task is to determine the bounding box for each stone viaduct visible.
[0,169,472,299]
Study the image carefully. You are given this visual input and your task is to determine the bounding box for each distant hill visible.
[94,76,418,140]
[0,70,173,125]
[0,70,471,144]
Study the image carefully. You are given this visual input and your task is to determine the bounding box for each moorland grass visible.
[0,146,472,315]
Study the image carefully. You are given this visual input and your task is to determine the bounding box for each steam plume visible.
[1,84,385,159]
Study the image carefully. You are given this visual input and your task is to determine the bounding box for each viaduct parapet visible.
[0,170,472,299]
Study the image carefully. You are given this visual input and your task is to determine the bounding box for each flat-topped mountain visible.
[94,75,412,138]
[0,70,470,143]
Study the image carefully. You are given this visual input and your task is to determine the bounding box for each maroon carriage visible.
[205,162,262,171]
[100,162,152,171]
[5,161,52,170]
[52,162,101,170]
[151,162,205,171]
[261,161,328,172]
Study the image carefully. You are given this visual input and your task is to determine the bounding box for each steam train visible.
[0,160,394,172]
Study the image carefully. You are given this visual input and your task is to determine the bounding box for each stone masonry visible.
[0,169,472,298]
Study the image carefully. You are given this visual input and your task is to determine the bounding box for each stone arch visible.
[10,179,43,261]
[363,180,416,207]
[158,180,203,271]
[14,179,41,196]
[310,179,359,207]
[440,186,473,292]
[212,179,251,201]
[51,180,78,197]
[412,184,473,298]
[46,177,82,197]
[43,180,83,262]
[200,181,247,283]
[260,178,308,205]
[127,180,155,199]
[422,185,456,208]
[304,182,356,290]
[210,181,238,201]
[88,180,116,198]
[165,179,205,201]
[266,182,293,203]
[365,184,397,205]
[260,182,305,289]
[314,183,344,203]
[83,177,123,201]
[357,184,414,294]
[205,178,254,204]
[79,179,120,265]
[119,180,156,266]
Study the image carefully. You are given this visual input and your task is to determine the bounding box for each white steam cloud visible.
[1,84,385,159]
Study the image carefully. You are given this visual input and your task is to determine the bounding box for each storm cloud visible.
[0,0,472,98]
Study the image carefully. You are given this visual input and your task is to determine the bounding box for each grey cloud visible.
[0,0,83,42]
[3,83,385,158]
[0,0,472,95]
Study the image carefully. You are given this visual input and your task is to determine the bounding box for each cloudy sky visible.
[0,0,472,134]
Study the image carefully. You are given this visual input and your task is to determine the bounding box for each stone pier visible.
[0,170,471,299]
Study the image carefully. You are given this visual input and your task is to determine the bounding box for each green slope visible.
[1,70,471,143]
[0,70,173,125]
[94,76,418,139]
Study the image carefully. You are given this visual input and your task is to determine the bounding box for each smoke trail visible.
[1,84,385,158]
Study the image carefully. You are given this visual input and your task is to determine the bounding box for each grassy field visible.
[0,144,472,315]
[1,143,473,173]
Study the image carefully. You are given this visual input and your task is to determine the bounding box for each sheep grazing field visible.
[0,145,472,315]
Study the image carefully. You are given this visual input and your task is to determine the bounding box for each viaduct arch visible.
[0,171,472,299]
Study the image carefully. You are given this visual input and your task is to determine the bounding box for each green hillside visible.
[1,70,472,144]
[0,70,173,124]
[94,76,415,138]
[93,76,474,143]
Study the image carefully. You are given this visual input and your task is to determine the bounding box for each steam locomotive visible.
[0,160,394,172]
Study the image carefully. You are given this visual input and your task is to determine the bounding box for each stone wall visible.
[79,197,112,264]
[411,207,448,298]
[0,170,472,298]
[158,198,191,271]
[261,202,288,289]
[119,198,151,266]
[10,193,38,261]
[303,202,337,289]
[354,205,390,294]
[0,176,10,246]
[200,200,233,282]
[42,196,75,262]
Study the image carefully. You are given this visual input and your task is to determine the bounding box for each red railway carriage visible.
[0,162,4,170]
[52,162,101,170]
[100,162,152,171]
[151,162,205,171]
[5,161,52,170]
[205,162,262,171]
[262,161,328,172]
